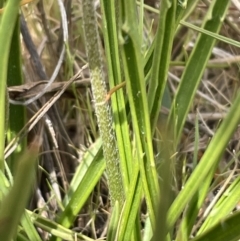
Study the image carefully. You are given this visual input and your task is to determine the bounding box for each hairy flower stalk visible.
[81,0,124,207]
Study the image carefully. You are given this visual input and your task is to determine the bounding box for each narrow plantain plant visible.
[1,0,240,241]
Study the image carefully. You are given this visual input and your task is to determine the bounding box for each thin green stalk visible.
[167,0,231,228]
[0,140,39,240]
[119,0,160,228]
[148,0,176,132]
[100,2,146,238]
[81,0,124,207]
[167,0,230,143]
[100,0,133,190]
[7,14,27,172]
[0,0,20,171]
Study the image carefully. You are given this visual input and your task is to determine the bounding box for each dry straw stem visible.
[4,67,87,159]
[8,78,90,100]
[81,0,124,207]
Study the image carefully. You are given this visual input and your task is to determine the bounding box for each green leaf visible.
[167,78,240,230]
[167,0,230,143]
[197,175,240,235]
[100,0,133,191]
[120,0,159,228]
[192,211,240,241]
[148,0,176,132]
[0,0,20,171]
[57,139,105,228]
[107,201,120,241]
[27,210,94,241]
[7,12,26,172]
[167,0,231,234]
[0,141,39,240]
[20,211,42,241]
[117,162,142,241]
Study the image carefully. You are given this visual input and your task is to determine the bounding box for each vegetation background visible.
[1,0,240,240]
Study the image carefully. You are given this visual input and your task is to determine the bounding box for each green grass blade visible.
[57,143,105,228]
[27,210,95,241]
[20,211,42,241]
[0,141,39,240]
[175,171,214,240]
[167,83,240,229]
[107,201,120,241]
[16,232,30,241]
[100,0,133,189]
[120,0,159,227]
[152,123,175,241]
[143,0,198,79]
[0,168,10,202]
[175,118,201,240]
[192,211,240,241]
[7,13,26,172]
[62,139,103,206]
[180,20,240,48]
[167,0,230,143]
[0,0,20,171]
[117,162,142,241]
[175,0,200,25]
[167,0,231,233]
[148,0,176,131]
[197,175,240,235]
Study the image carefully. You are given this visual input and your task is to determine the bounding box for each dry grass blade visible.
[8,78,90,100]
[5,64,88,159]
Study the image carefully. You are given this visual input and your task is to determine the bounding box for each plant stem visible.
[0,0,20,171]
[81,0,124,207]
